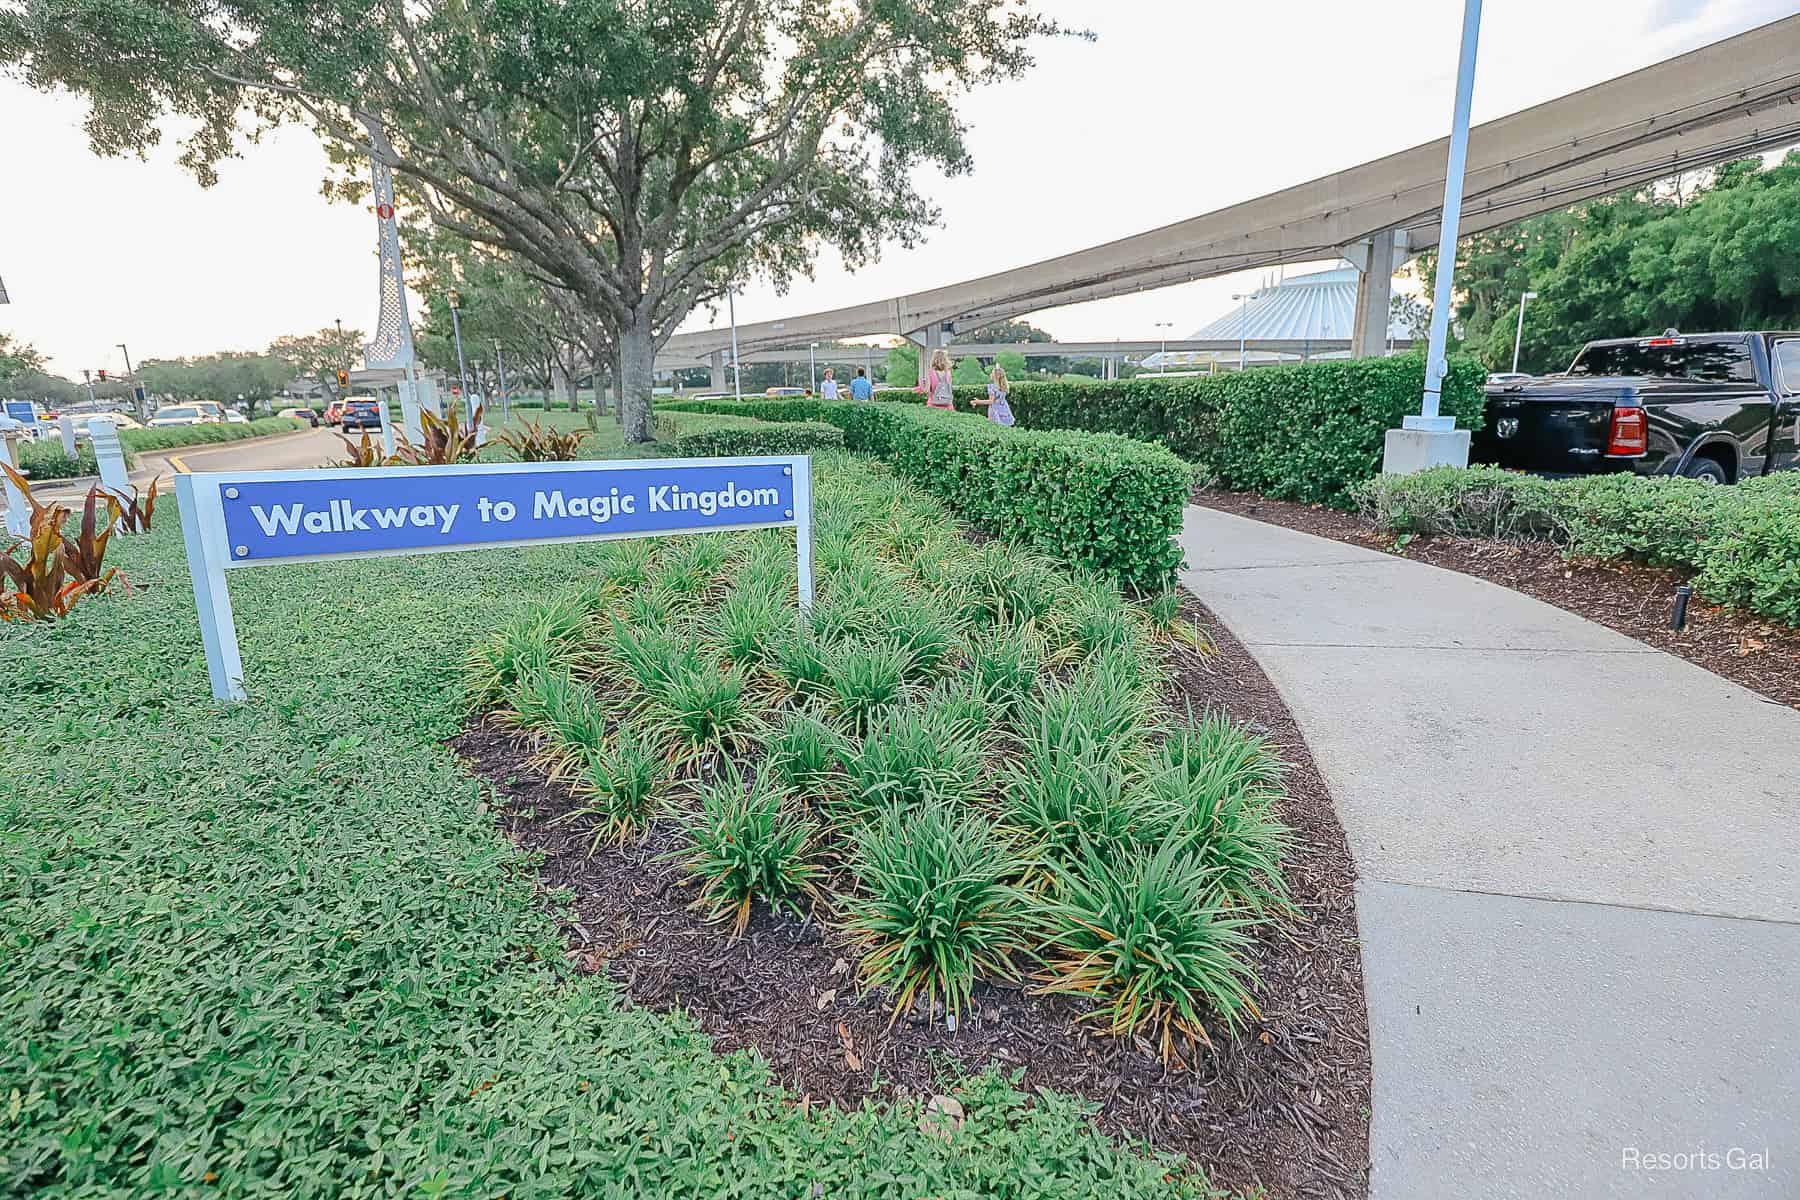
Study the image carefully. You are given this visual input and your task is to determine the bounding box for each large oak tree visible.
[2,0,1064,440]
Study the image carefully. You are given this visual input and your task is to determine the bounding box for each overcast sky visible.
[2,0,1793,376]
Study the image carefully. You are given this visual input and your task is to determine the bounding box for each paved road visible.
[1178,506,1800,1200]
[161,425,344,478]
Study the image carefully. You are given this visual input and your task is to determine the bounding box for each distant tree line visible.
[1424,152,1800,373]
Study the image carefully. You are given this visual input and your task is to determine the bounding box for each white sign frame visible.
[176,454,815,702]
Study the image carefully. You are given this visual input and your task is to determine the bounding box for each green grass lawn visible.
[0,453,1213,1195]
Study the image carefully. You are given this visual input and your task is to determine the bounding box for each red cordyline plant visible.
[1,463,126,621]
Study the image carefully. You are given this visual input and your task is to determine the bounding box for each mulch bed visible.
[451,600,1372,1200]
[1195,487,1800,712]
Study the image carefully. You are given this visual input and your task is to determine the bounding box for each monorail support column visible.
[1347,228,1402,360]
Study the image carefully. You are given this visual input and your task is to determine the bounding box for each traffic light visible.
[336,369,350,389]
[97,369,107,382]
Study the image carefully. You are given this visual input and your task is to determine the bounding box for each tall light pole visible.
[494,340,510,425]
[447,290,471,420]
[1154,321,1173,374]
[727,287,743,400]
[809,342,819,394]
[1231,294,1251,371]
[116,343,144,418]
[1512,290,1539,373]
[1416,0,1483,425]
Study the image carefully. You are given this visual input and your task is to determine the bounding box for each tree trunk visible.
[552,358,578,411]
[613,341,627,426]
[619,316,656,443]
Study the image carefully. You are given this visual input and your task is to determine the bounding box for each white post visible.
[1416,0,1484,425]
[809,342,817,394]
[59,415,78,458]
[400,363,424,441]
[175,474,246,701]
[1236,294,1250,370]
[792,454,814,612]
[0,419,29,538]
[728,288,743,401]
[88,417,131,503]
[1512,290,1538,373]
[1383,0,1481,475]
[378,388,397,457]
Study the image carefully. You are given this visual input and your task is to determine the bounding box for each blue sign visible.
[218,461,797,564]
[175,455,815,702]
[3,400,37,426]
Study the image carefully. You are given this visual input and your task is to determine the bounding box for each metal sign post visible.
[0,418,29,537]
[176,455,815,701]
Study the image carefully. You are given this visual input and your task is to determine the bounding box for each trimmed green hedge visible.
[1358,466,1800,624]
[659,398,1191,587]
[654,410,846,457]
[13,439,113,482]
[120,416,307,453]
[907,355,1485,507]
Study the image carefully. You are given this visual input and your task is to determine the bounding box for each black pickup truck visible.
[1473,331,1800,482]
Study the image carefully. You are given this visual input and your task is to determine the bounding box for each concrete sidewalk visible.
[1178,507,1800,1200]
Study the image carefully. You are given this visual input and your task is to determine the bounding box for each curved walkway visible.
[1178,506,1800,1200]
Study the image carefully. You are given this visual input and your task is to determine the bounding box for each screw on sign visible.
[375,202,395,220]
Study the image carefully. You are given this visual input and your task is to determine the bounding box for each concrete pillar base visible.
[1382,426,1471,475]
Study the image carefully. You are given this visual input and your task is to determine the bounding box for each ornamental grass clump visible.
[566,734,664,849]
[1039,839,1262,1065]
[709,586,789,666]
[825,638,909,732]
[1000,730,1168,861]
[763,710,850,799]
[965,623,1043,718]
[772,625,830,696]
[1020,651,1157,761]
[842,799,1043,1020]
[646,657,754,758]
[677,767,822,936]
[1145,714,1291,913]
[841,704,983,815]
[608,616,699,693]
[885,601,955,680]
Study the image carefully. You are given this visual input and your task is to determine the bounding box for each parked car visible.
[340,399,384,433]
[763,387,807,397]
[278,406,321,426]
[225,409,249,424]
[148,405,221,428]
[323,400,349,426]
[1473,331,1800,482]
[71,412,144,440]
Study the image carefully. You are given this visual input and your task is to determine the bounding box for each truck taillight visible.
[1607,406,1647,456]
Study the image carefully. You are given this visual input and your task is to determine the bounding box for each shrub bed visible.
[1358,466,1800,624]
[13,438,116,481]
[2,482,1214,1197]
[471,454,1291,1065]
[657,399,1191,588]
[119,416,307,453]
[654,410,846,456]
[887,354,1486,506]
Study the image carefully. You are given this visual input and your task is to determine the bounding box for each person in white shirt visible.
[819,368,840,400]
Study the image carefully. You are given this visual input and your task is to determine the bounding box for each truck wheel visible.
[1681,456,1729,484]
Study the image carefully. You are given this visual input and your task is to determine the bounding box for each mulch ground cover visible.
[1195,487,1800,712]
[452,596,1372,1200]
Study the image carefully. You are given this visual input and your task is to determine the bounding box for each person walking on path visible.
[819,368,840,400]
[975,364,1015,426]
[849,368,874,402]
[924,348,956,410]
